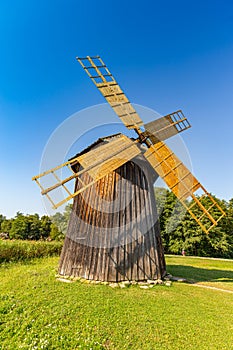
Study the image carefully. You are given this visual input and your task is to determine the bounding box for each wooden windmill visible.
[33,56,225,282]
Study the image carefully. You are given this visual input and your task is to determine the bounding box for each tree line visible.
[0,205,72,241]
[1,190,233,258]
[155,188,233,258]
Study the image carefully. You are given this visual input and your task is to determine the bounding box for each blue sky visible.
[1,0,233,217]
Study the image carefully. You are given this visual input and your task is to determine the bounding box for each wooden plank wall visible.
[58,158,166,282]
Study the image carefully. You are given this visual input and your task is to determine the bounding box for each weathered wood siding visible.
[58,156,166,282]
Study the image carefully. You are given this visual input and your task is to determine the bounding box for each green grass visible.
[166,255,233,291]
[0,257,233,350]
[0,240,63,263]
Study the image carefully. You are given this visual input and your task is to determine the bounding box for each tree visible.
[9,213,43,240]
[27,214,41,240]
[9,214,29,240]
[50,204,72,240]
[154,188,185,253]
[50,223,64,241]
[0,214,6,227]
[180,196,232,258]
[154,187,233,258]
[1,219,12,234]
[40,216,52,239]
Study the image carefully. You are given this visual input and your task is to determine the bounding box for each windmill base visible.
[58,227,166,282]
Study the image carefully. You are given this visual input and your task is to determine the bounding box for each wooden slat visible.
[76,56,143,130]
[144,141,225,234]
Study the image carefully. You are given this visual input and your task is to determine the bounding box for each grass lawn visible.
[0,256,233,350]
[166,255,233,291]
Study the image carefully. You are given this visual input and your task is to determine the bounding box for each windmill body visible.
[33,56,226,282]
[59,134,166,281]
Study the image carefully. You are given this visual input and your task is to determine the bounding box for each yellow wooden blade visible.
[75,136,140,179]
[76,56,143,130]
[32,134,141,209]
[143,110,191,144]
[144,141,225,234]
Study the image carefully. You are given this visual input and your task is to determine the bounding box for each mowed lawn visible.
[166,255,233,291]
[0,256,233,350]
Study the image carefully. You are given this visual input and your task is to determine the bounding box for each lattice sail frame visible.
[77,56,143,129]
[145,141,225,233]
[32,135,141,209]
[143,110,191,144]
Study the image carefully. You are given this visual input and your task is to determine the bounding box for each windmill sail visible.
[77,56,143,130]
[144,141,225,233]
[143,110,191,144]
[32,134,141,209]
[77,56,191,142]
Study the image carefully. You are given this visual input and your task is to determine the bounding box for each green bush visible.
[0,240,63,263]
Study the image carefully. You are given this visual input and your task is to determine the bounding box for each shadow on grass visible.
[166,264,233,284]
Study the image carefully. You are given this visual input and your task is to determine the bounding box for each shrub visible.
[0,240,63,263]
